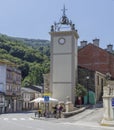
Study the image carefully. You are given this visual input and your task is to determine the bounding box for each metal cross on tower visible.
[61,5,67,17]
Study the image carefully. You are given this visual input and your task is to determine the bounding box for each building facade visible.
[95,71,106,102]
[0,64,22,113]
[21,87,35,110]
[21,86,43,110]
[78,66,106,102]
[0,92,5,113]
[78,43,114,79]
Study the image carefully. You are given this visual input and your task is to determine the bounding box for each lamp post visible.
[86,76,89,104]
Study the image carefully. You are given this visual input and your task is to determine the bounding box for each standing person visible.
[58,104,63,118]
[53,104,57,118]
[38,108,42,118]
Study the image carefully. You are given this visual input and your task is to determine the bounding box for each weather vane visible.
[51,5,76,32]
[60,5,69,25]
[61,5,67,17]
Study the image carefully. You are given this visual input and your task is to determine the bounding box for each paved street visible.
[0,107,114,130]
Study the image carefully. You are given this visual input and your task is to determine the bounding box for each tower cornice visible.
[49,30,79,39]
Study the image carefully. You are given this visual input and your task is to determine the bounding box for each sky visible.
[0,0,114,49]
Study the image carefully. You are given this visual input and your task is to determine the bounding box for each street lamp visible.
[86,76,89,104]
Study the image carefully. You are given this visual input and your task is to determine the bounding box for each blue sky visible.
[0,0,114,48]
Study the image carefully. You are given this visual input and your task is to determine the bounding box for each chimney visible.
[93,38,99,47]
[80,40,87,48]
[107,44,113,53]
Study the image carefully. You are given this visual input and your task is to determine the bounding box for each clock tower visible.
[49,6,79,104]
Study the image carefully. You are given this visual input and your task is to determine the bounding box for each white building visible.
[21,86,43,110]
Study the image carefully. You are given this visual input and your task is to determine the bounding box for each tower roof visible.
[51,5,77,32]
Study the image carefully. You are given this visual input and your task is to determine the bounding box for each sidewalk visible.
[101,118,114,127]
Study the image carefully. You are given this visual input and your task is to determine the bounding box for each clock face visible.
[58,38,65,45]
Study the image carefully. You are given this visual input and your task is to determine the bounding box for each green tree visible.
[18,62,29,79]
[0,34,50,86]
[22,76,32,87]
[75,84,87,97]
[75,84,87,106]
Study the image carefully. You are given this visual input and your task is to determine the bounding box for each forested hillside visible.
[0,34,50,87]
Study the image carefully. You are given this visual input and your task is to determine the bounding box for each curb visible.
[101,118,114,127]
[62,107,86,118]
[101,123,114,127]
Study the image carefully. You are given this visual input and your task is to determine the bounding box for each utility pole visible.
[86,76,89,104]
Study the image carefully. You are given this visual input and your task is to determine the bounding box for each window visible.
[0,95,4,103]
[6,85,9,90]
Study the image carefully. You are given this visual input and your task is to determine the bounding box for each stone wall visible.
[103,81,114,120]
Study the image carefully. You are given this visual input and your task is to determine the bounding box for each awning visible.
[30,97,58,103]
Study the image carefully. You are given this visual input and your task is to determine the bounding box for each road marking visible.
[4,118,8,120]
[29,117,34,120]
[20,118,25,120]
[1,117,34,121]
[12,118,17,120]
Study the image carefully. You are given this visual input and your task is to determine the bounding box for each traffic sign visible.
[44,96,49,102]
[111,98,114,107]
